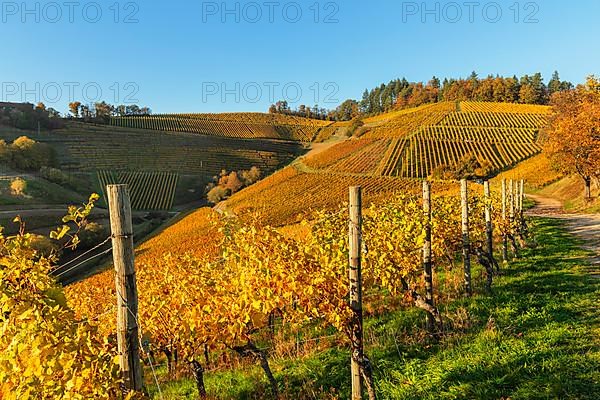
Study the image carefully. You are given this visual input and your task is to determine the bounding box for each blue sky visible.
[0,0,598,114]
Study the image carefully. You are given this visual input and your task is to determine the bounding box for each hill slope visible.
[110,112,335,142]
[0,121,307,210]
[218,101,550,225]
[309,101,548,179]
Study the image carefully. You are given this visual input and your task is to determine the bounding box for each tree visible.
[80,104,92,121]
[360,89,371,114]
[548,71,562,96]
[46,107,61,118]
[115,105,127,116]
[223,171,243,193]
[0,140,11,164]
[68,101,81,118]
[94,101,114,121]
[10,177,27,196]
[336,99,360,121]
[542,76,600,199]
[239,166,261,186]
[531,72,547,103]
[207,186,228,204]
[10,136,56,171]
[519,83,537,104]
[35,102,46,111]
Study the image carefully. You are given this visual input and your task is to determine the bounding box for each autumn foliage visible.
[0,232,120,399]
[542,76,600,198]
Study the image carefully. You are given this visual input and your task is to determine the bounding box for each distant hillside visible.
[0,101,549,214]
[64,101,557,286]
[213,101,550,225]
[109,112,335,142]
[0,121,305,211]
[306,101,549,178]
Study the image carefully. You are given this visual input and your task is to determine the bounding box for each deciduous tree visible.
[542,76,600,199]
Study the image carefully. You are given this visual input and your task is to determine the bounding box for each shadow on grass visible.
[371,218,600,400]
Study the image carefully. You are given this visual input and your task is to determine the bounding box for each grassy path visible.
[527,193,600,276]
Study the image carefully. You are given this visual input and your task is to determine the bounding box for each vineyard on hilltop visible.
[211,101,550,225]
[34,122,306,210]
[305,101,549,179]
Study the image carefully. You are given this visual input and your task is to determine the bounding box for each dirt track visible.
[527,194,600,275]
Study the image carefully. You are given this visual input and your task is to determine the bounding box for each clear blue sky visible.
[1,0,598,114]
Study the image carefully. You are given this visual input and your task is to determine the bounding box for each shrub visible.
[206,166,262,204]
[240,166,261,186]
[10,178,27,196]
[8,136,56,171]
[0,140,11,164]
[207,186,228,204]
[353,126,369,138]
[39,167,72,186]
[78,222,108,250]
[431,164,456,180]
[347,117,365,137]
[0,233,120,397]
[29,234,60,258]
[430,155,494,180]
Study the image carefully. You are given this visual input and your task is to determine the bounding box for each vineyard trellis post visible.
[509,179,515,225]
[422,180,435,332]
[509,179,520,258]
[348,186,364,400]
[107,184,144,393]
[501,179,508,263]
[484,181,494,267]
[519,179,525,224]
[461,179,472,297]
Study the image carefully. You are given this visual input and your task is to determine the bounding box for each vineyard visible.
[5,101,597,399]
[494,153,564,188]
[97,170,178,210]
[60,177,547,399]
[363,102,457,138]
[397,133,541,178]
[460,101,552,114]
[219,165,454,226]
[53,123,303,176]
[109,113,333,142]
[306,101,550,178]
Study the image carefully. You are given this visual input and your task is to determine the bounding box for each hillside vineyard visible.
[41,101,548,213]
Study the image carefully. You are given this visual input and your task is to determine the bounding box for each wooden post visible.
[422,180,435,332]
[519,179,525,221]
[461,179,472,297]
[509,179,515,226]
[501,179,508,263]
[348,186,363,400]
[484,181,493,262]
[108,185,144,392]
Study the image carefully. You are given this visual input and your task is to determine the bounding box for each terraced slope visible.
[220,165,456,226]
[308,101,549,179]
[97,171,178,210]
[219,101,547,224]
[110,112,333,142]
[53,122,303,179]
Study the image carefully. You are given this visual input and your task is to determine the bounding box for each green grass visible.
[0,176,85,206]
[148,218,600,399]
